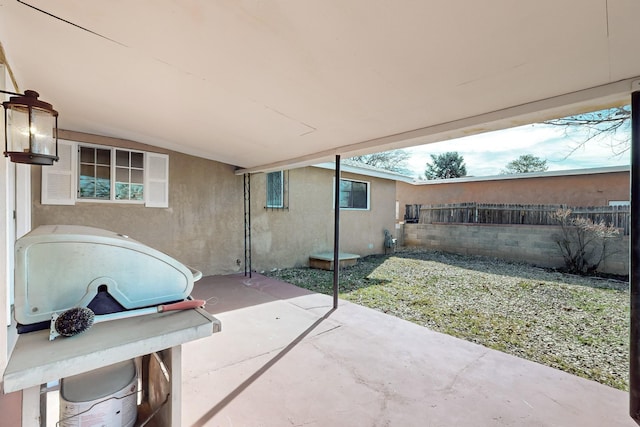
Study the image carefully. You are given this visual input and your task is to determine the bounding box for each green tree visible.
[502,154,548,174]
[424,152,467,180]
[349,149,411,174]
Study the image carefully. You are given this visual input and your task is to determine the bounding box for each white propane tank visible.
[59,359,138,427]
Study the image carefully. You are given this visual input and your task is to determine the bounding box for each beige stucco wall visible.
[31,131,246,276]
[397,171,630,214]
[249,167,397,271]
[30,131,397,275]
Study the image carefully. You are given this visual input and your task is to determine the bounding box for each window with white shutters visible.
[42,140,169,208]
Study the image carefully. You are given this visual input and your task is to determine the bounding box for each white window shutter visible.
[41,140,76,205]
[145,152,169,208]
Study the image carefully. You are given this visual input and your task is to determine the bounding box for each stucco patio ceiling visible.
[1,1,639,173]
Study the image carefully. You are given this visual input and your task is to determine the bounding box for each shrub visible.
[552,208,620,275]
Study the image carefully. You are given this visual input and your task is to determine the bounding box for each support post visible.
[631,83,640,424]
[333,155,341,309]
[243,173,252,278]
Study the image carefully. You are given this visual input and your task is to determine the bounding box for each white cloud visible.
[405,123,629,178]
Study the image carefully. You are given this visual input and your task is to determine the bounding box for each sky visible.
[403,122,631,180]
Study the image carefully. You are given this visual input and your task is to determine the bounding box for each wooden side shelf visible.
[3,308,221,426]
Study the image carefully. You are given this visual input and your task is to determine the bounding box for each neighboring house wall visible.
[31,130,245,276]
[250,167,397,270]
[397,169,630,213]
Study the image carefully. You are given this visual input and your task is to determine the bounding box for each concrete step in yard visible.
[309,252,360,270]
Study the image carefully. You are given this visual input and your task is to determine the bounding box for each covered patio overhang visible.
[2,1,640,424]
[0,1,638,173]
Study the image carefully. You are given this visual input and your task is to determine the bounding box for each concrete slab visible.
[183,273,635,427]
[0,388,21,426]
[309,252,360,270]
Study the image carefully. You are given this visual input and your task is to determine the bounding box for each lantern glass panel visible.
[31,107,56,155]
[5,104,30,153]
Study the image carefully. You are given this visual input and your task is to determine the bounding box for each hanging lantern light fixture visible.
[1,89,58,165]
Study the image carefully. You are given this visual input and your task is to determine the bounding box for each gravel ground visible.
[264,248,629,390]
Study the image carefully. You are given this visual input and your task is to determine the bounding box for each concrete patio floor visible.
[184,273,635,427]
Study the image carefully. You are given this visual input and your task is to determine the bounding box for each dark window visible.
[340,179,369,209]
[266,171,283,208]
[266,170,289,210]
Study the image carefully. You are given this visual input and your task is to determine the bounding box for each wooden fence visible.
[405,203,630,235]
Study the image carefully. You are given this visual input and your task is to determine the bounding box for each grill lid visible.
[14,225,201,326]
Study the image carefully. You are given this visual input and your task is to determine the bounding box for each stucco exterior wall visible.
[397,171,630,212]
[30,131,397,275]
[250,167,397,271]
[31,131,245,276]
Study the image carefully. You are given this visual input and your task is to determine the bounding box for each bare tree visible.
[552,208,620,275]
[543,105,631,156]
[349,149,411,174]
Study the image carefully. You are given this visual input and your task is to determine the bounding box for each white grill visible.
[14,224,201,328]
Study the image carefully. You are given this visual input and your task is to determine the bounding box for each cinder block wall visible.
[403,223,629,276]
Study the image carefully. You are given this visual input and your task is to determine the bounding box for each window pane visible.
[339,179,352,208]
[95,177,110,199]
[115,183,129,200]
[79,164,95,198]
[96,165,109,180]
[131,169,144,184]
[96,149,111,165]
[131,152,144,169]
[352,182,367,192]
[79,173,95,198]
[80,147,94,163]
[339,192,350,208]
[116,150,129,167]
[115,182,143,200]
[352,185,367,208]
[130,184,144,200]
[80,164,93,178]
[79,164,109,199]
[116,167,129,182]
